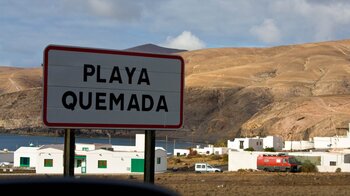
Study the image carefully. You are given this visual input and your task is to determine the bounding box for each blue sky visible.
[1,0,350,67]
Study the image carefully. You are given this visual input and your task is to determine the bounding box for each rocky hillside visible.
[1,40,350,142]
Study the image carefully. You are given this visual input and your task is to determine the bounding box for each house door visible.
[81,161,86,174]
[131,159,144,172]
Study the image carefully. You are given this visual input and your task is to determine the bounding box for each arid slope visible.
[1,40,350,142]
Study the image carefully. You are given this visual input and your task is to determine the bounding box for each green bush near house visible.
[222,154,228,162]
[300,160,318,172]
[264,147,275,152]
[244,147,255,151]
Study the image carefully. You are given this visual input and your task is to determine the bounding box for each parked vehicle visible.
[195,163,222,173]
[257,154,300,172]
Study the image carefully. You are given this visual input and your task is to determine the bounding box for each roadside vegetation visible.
[167,152,228,171]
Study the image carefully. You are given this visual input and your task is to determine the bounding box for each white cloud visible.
[163,31,206,50]
[250,19,281,43]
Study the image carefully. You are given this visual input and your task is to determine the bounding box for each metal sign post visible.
[64,128,75,177]
[144,130,155,183]
[43,45,184,180]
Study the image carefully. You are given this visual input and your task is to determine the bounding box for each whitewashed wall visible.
[173,149,190,156]
[227,138,263,151]
[263,136,283,151]
[36,148,63,174]
[14,147,39,168]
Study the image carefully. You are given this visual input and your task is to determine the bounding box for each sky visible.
[1,0,350,67]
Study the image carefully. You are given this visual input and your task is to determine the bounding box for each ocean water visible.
[0,134,201,154]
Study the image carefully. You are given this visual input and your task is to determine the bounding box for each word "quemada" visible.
[61,64,168,112]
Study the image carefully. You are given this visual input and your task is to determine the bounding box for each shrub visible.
[336,168,341,173]
[300,160,318,172]
[189,150,198,156]
[244,147,255,151]
[174,158,181,164]
[264,147,276,152]
[214,139,227,147]
[222,154,228,162]
[186,150,202,158]
[210,154,222,160]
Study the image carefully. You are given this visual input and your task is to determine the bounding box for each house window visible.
[256,142,258,145]
[76,159,82,167]
[20,157,30,167]
[44,159,53,167]
[98,160,107,168]
[260,141,262,145]
[176,152,180,156]
[157,157,161,164]
[82,147,89,151]
[239,141,244,149]
[330,161,337,166]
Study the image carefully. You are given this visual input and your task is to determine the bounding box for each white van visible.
[195,163,222,173]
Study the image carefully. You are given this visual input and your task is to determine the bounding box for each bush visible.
[222,154,228,162]
[186,150,202,158]
[209,154,221,160]
[264,147,276,152]
[174,158,181,164]
[336,168,341,173]
[300,160,318,172]
[214,139,227,147]
[244,147,255,151]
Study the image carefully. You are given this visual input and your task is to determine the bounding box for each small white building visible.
[283,140,314,151]
[227,137,263,151]
[192,145,228,155]
[84,147,166,174]
[37,145,64,174]
[173,149,190,156]
[263,136,283,151]
[17,134,167,174]
[313,123,350,149]
[313,136,350,149]
[228,150,350,172]
[14,146,39,168]
[173,144,228,156]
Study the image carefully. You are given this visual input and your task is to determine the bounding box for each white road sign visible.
[43,45,184,129]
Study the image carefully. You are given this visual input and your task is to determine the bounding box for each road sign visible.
[43,45,184,129]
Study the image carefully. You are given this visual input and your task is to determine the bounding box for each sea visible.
[0,134,202,154]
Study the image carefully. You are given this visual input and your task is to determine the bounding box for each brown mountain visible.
[1,40,350,143]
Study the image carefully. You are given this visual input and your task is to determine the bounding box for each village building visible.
[227,137,264,151]
[14,134,167,174]
[228,150,350,172]
[173,144,228,156]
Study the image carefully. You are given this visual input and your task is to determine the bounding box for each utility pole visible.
[165,135,168,153]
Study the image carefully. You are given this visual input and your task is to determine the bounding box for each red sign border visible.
[43,45,184,129]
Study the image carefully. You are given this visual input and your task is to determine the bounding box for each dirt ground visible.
[154,172,350,196]
[2,172,350,195]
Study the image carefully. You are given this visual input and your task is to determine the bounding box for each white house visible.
[227,137,263,151]
[173,144,228,156]
[313,136,350,149]
[84,147,167,174]
[193,145,228,155]
[19,134,167,174]
[228,150,350,172]
[36,145,64,174]
[14,146,39,168]
[173,149,190,156]
[283,140,314,151]
[263,136,283,151]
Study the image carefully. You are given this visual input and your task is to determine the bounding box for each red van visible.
[257,154,300,172]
